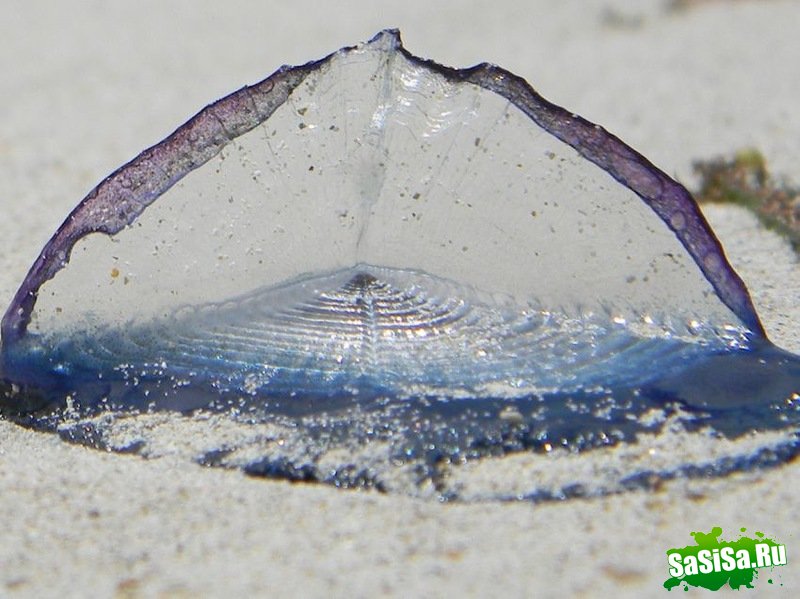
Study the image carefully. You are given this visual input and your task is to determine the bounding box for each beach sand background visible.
[1,1,799,596]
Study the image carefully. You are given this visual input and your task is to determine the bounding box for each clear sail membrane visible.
[18,32,749,376]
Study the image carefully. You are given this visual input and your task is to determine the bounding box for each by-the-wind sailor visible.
[1,30,799,501]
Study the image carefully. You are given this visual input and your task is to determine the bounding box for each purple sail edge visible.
[461,67,765,336]
[0,29,764,344]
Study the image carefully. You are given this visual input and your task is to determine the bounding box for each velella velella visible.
[1,29,799,500]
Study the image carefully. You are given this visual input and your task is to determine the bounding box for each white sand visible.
[2,1,799,596]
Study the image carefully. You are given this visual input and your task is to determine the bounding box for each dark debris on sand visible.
[693,149,800,251]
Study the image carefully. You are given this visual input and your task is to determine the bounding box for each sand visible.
[2,1,799,596]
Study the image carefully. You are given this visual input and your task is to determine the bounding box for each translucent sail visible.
[1,31,797,500]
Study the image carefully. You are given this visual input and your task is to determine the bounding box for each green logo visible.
[664,527,786,591]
